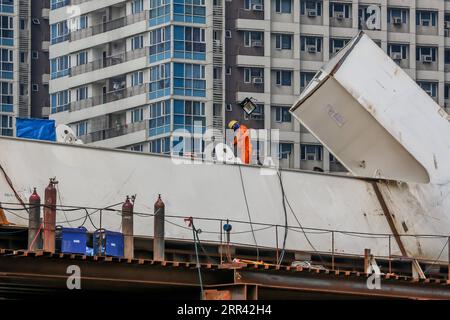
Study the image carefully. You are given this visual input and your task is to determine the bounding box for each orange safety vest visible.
[233,124,252,164]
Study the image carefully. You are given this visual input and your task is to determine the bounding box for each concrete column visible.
[153,194,165,261]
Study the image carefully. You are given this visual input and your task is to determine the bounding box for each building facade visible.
[48,0,450,172]
[0,0,50,137]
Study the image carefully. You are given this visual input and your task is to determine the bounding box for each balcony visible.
[71,47,149,77]
[70,84,148,112]
[70,11,148,42]
[80,120,148,144]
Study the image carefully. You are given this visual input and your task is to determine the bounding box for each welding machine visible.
[93,229,124,257]
[55,226,88,254]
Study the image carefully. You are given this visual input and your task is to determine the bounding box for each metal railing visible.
[70,84,148,112]
[70,11,148,41]
[79,120,148,143]
[71,47,149,76]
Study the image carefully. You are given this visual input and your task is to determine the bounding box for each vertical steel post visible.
[388,235,392,274]
[28,188,41,251]
[153,194,165,261]
[43,178,57,253]
[447,237,450,282]
[364,248,371,274]
[122,196,134,259]
[331,231,335,271]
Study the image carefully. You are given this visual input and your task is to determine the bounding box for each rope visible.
[0,163,29,215]
[277,170,289,266]
[191,220,204,298]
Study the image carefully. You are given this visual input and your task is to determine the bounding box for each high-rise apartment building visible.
[0,0,50,137]
[48,0,450,172]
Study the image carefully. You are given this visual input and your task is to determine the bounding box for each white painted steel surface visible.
[291,32,450,185]
[0,137,448,261]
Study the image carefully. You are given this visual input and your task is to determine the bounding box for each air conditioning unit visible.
[391,52,402,61]
[252,4,264,11]
[422,55,433,63]
[253,77,263,84]
[445,21,450,29]
[307,46,317,53]
[252,40,263,47]
[335,12,344,20]
[392,17,402,25]
[307,10,317,17]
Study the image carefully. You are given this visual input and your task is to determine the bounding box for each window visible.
[0,81,13,113]
[243,68,263,83]
[418,81,438,98]
[301,144,323,161]
[50,55,70,79]
[416,11,437,27]
[131,107,144,123]
[330,2,351,19]
[131,35,144,50]
[0,114,13,136]
[50,21,69,44]
[244,0,263,10]
[131,71,144,86]
[149,100,171,136]
[174,100,206,133]
[51,90,71,113]
[173,63,206,97]
[32,84,39,92]
[0,48,13,79]
[19,51,27,63]
[387,8,408,24]
[20,19,27,30]
[32,51,38,59]
[76,51,88,65]
[330,38,349,54]
[244,31,263,47]
[149,27,170,62]
[301,1,322,16]
[174,26,206,60]
[225,30,232,38]
[301,36,322,53]
[300,71,315,90]
[74,121,88,137]
[130,144,144,152]
[279,143,292,160]
[416,47,437,63]
[446,49,450,65]
[388,44,408,60]
[275,34,292,50]
[275,0,291,14]
[51,0,70,10]
[226,67,232,75]
[76,86,88,101]
[173,0,206,24]
[131,0,144,14]
[149,0,171,26]
[0,15,14,46]
[150,137,171,154]
[274,106,291,122]
[275,70,292,86]
[149,63,171,99]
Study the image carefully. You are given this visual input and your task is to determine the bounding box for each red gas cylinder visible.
[28,188,41,251]
[43,178,58,252]
[122,196,134,212]
[29,188,41,203]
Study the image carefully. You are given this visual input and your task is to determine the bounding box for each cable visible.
[56,184,73,227]
[276,170,289,266]
[237,165,259,261]
[190,220,204,298]
[423,238,449,275]
[278,172,327,265]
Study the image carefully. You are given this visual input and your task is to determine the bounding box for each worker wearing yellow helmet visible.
[228,120,252,165]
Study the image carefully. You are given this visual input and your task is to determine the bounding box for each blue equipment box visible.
[93,229,124,257]
[55,227,88,254]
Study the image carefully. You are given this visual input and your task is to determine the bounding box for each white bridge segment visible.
[291,32,450,185]
[0,137,449,262]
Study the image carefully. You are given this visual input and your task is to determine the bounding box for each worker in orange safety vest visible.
[228,120,252,165]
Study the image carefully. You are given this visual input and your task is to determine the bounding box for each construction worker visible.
[228,120,252,165]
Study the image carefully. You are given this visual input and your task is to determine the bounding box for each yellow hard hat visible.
[228,120,238,130]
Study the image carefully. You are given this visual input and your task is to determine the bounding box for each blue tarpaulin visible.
[16,118,56,142]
